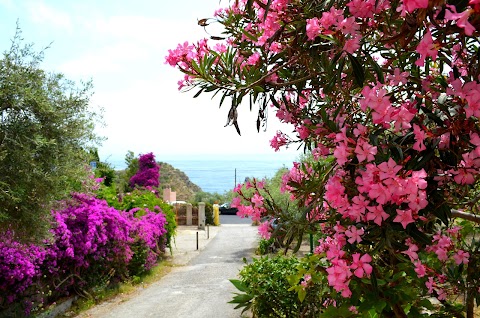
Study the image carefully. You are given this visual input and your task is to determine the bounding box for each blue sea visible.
[109,154,298,194]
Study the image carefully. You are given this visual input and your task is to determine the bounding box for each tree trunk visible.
[466,289,474,318]
[392,303,408,318]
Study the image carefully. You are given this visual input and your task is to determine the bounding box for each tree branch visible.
[451,209,480,224]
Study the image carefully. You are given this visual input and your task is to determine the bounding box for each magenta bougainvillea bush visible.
[129,206,167,272]
[168,0,480,316]
[129,152,160,189]
[47,193,134,288]
[0,232,46,306]
[0,192,169,315]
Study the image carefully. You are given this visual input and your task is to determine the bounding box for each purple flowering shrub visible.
[129,152,160,188]
[0,232,46,307]
[0,191,171,315]
[47,193,133,292]
[112,189,176,251]
[128,207,167,275]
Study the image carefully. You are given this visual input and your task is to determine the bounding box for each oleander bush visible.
[169,0,480,315]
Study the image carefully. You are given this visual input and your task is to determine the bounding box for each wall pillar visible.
[198,202,205,230]
[186,203,193,225]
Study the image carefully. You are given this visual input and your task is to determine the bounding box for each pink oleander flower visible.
[402,241,419,261]
[355,138,377,162]
[270,131,289,151]
[415,29,439,67]
[320,7,344,30]
[258,220,272,239]
[445,5,475,36]
[366,204,390,226]
[403,0,428,13]
[453,250,470,265]
[347,0,375,18]
[343,36,361,54]
[451,168,475,185]
[350,253,373,278]
[392,104,415,132]
[231,197,242,208]
[388,68,410,85]
[247,52,261,65]
[435,248,449,261]
[378,158,402,180]
[233,183,243,193]
[237,205,254,218]
[326,260,353,297]
[345,226,364,244]
[414,260,427,277]
[301,273,312,289]
[251,193,264,207]
[426,277,435,294]
[394,208,415,229]
[333,143,352,166]
[306,18,321,40]
[413,124,427,151]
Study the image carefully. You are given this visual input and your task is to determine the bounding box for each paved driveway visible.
[78,219,258,318]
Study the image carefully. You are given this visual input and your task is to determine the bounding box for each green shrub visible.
[231,255,327,317]
[230,256,301,317]
[204,203,214,225]
[100,188,176,250]
[256,238,274,255]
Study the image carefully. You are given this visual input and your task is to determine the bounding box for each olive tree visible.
[0,29,102,238]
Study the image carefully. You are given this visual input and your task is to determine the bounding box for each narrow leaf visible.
[230,279,248,292]
[347,53,365,87]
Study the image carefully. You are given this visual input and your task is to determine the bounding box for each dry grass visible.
[58,261,173,317]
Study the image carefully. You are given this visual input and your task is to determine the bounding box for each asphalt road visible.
[79,219,258,318]
[220,214,252,225]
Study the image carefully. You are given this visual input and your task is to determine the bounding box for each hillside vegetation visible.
[158,162,201,201]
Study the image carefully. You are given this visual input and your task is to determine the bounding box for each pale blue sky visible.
[0,0,300,164]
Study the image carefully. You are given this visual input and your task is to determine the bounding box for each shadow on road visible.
[220,214,252,225]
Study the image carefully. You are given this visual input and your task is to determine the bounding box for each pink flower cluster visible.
[314,225,372,297]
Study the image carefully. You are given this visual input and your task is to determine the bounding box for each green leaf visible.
[366,308,379,318]
[370,270,379,296]
[241,28,257,42]
[374,301,387,312]
[193,87,204,98]
[391,271,406,282]
[253,85,264,93]
[407,225,432,245]
[230,279,248,292]
[409,150,435,170]
[433,202,451,226]
[418,298,434,310]
[366,52,384,84]
[298,288,306,302]
[421,105,444,126]
[229,293,254,304]
[347,53,365,87]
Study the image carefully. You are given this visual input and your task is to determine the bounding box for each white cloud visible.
[0,0,301,161]
[25,1,73,31]
[93,73,297,161]
[59,42,149,77]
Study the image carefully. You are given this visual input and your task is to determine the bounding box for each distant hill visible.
[159,162,201,201]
